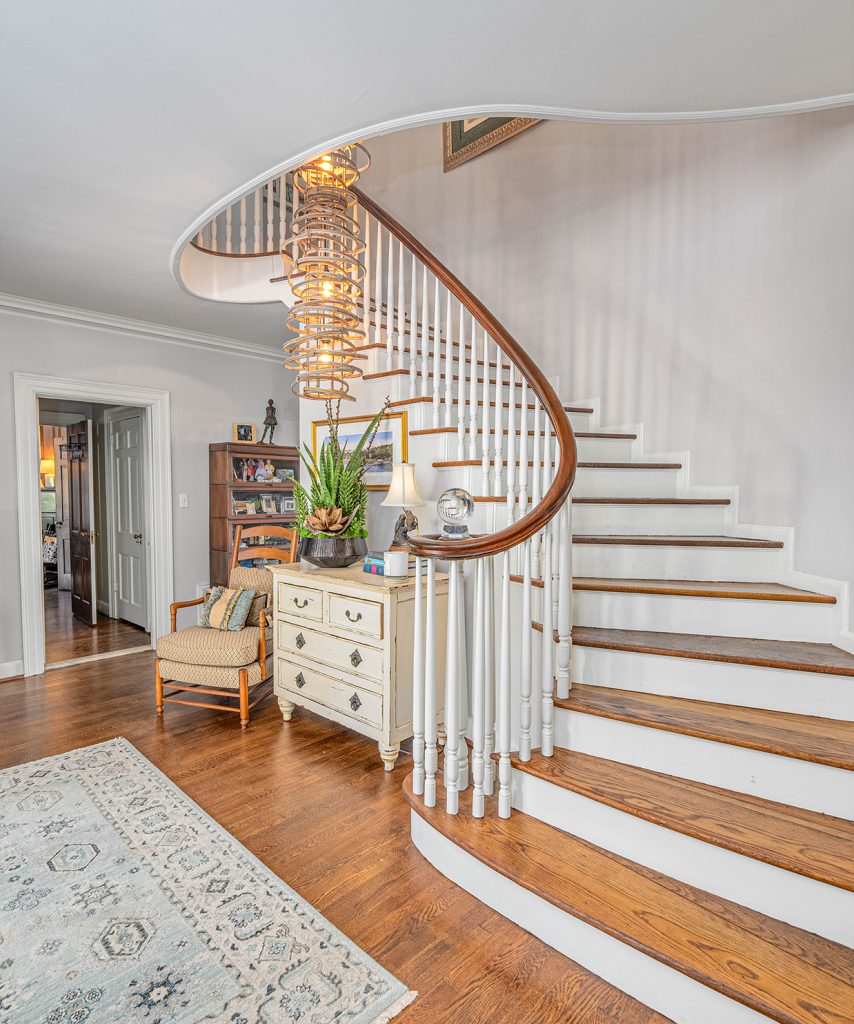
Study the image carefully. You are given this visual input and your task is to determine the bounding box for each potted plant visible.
[293,400,389,568]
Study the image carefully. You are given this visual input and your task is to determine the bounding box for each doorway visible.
[39,400,151,667]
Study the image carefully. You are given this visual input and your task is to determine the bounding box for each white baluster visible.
[531,396,542,577]
[421,266,430,397]
[456,604,469,793]
[432,277,441,428]
[409,252,418,398]
[225,205,233,254]
[424,558,438,807]
[467,314,478,459]
[519,539,533,761]
[195,229,203,246]
[239,196,247,255]
[362,209,371,347]
[483,554,495,796]
[556,500,573,700]
[443,561,461,814]
[506,363,517,525]
[456,304,466,459]
[471,559,486,817]
[253,188,262,253]
[385,232,395,367]
[541,501,555,758]
[443,291,453,425]
[374,220,384,348]
[412,556,425,794]
[278,174,287,253]
[266,181,275,252]
[480,332,491,496]
[498,551,512,817]
[518,379,529,516]
[397,240,406,370]
[493,347,504,496]
[209,216,218,253]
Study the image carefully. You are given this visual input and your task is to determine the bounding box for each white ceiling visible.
[1,0,852,351]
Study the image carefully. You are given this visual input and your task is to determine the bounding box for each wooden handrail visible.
[353,185,577,561]
[190,241,282,259]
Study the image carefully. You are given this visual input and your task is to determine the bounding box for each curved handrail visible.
[353,186,577,561]
[190,241,282,259]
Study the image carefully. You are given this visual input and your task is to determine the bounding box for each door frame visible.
[14,373,173,676]
[103,405,149,627]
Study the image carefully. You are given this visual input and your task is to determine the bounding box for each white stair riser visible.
[411,812,769,1024]
[573,589,837,642]
[554,709,854,818]
[511,770,854,946]
[572,466,684,497]
[572,541,786,580]
[571,645,854,719]
[572,501,732,534]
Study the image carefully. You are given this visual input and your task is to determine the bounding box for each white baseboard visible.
[0,660,24,681]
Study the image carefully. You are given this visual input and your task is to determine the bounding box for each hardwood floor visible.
[43,587,150,664]
[0,650,669,1024]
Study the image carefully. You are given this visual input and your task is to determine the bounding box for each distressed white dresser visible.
[270,562,448,770]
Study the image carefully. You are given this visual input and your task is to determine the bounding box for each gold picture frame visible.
[311,410,408,491]
[443,117,541,172]
[232,422,256,443]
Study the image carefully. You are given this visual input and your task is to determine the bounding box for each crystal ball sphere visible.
[437,487,474,526]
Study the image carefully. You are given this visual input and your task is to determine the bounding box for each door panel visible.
[54,429,71,589]
[69,419,96,626]
[110,412,147,629]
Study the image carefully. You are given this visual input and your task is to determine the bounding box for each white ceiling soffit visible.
[1,0,852,350]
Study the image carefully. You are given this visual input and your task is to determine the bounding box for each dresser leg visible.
[378,741,400,772]
[278,698,296,722]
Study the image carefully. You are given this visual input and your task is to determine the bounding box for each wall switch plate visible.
[178,493,189,508]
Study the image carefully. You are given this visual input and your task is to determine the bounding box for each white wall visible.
[0,309,298,676]
[363,108,854,626]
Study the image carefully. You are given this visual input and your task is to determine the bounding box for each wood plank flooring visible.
[509,747,854,891]
[404,777,854,1024]
[0,651,670,1024]
[43,587,150,665]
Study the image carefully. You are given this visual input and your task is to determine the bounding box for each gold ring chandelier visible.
[282,143,371,401]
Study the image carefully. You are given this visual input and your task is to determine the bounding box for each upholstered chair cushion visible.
[158,655,272,690]
[229,566,274,599]
[157,626,261,667]
[199,586,256,631]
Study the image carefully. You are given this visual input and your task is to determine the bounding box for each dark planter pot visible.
[299,535,367,569]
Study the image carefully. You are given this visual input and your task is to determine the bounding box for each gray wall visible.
[363,108,854,625]
[0,310,298,675]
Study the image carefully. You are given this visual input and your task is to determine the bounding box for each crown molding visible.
[0,291,281,362]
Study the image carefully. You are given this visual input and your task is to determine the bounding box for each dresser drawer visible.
[277,621,384,685]
[327,591,383,639]
[277,581,323,622]
[279,659,382,728]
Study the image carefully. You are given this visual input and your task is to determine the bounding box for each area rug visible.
[0,738,415,1023]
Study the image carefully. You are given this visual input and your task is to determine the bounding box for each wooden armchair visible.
[155,525,298,728]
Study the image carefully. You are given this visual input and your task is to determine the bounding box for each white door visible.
[109,411,148,629]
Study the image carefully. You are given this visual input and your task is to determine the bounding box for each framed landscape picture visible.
[443,117,541,172]
[311,410,408,490]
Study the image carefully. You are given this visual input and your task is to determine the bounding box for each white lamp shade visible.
[381,462,426,508]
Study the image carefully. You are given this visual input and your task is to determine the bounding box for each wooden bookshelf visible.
[209,441,300,585]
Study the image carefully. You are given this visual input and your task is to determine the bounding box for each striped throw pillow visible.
[200,586,256,631]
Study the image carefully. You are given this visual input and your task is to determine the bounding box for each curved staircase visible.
[181,165,854,1024]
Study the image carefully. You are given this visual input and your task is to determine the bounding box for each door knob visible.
[133,532,143,543]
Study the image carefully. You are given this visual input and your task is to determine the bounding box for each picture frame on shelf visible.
[232,500,254,515]
[232,422,256,443]
[260,495,277,514]
[282,495,296,513]
[311,410,407,490]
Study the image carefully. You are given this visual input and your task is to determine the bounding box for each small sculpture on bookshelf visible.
[260,399,278,444]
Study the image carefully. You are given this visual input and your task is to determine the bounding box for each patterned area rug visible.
[0,738,415,1023]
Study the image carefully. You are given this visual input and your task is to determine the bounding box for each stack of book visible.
[363,551,386,576]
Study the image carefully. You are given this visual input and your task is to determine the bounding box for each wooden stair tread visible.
[556,684,854,769]
[573,534,784,548]
[403,775,854,1024]
[573,496,730,505]
[513,576,835,603]
[431,456,680,469]
[510,747,854,891]
[571,625,854,677]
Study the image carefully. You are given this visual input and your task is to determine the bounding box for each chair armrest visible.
[170,596,205,632]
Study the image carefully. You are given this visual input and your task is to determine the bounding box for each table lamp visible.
[381,463,426,553]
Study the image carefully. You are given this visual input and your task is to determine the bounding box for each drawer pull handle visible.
[345,609,362,623]
[295,632,306,649]
[350,649,362,668]
[349,692,362,712]
[295,672,306,689]
[293,597,309,609]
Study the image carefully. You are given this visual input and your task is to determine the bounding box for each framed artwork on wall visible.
[311,410,408,490]
[443,117,541,172]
